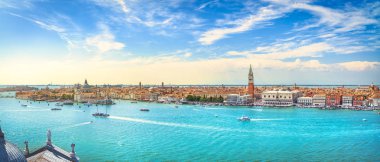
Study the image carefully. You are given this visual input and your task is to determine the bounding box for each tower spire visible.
[249,64,253,75]
[247,64,255,100]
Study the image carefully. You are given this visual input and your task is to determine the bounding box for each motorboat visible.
[55,102,64,106]
[238,116,251,121]
[131,101,138,103]
[51,108,62,111]
[140,108,150,112]
[63,100,74,105]
[362,118,367,121]
[21,104,28,107]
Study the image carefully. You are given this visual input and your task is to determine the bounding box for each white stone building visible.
[312,95,326,107]
[224,94,239,105]
[261,90,301,106]
[342,96,353,107]
[297,97,313,106]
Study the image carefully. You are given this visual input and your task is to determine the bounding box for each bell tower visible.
[247,64,254,99]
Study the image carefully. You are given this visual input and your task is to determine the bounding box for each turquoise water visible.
[1,98,379,161]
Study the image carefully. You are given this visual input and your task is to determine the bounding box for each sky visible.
[0,0,379,85]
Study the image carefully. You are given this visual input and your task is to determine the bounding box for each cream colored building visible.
[261,90,301,106]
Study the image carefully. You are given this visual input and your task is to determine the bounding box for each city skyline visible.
[0,0,379,85]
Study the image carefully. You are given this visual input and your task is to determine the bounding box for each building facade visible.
[326,94,341,106]
[297,97,313,106]
[312,95,326,107]
[261,90,301,106]
[342,95,353,107]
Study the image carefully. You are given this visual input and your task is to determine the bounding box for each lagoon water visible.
[1,98,379,161]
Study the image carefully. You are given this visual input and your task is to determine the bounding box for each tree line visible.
[186,95,224,103]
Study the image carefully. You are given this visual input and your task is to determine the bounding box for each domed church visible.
[0,127,79,162]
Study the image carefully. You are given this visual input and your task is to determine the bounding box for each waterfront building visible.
[261,90,301,106]
[224,94,239,105]
[312,94,326,107]
[297,97,313,106]
[0,128,78,162]
[239,95,253,104]
[326,94,342,107]
[224,94,252,105]
[353,95,367,106]
[247,65,255,99]
[149,92,159,101]
[342,95,353,107]
[370,94,380,107]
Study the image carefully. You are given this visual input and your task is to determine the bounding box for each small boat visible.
[92,112,110,117]
[51,108,62,111]
[174,105,179,108]
[55,103,64,106]
[140,108,150,112]
[362,118,367,121]
[21,104,28,107]
[131,101,138,103]
[63,100,74,105]
[238,116,251,121]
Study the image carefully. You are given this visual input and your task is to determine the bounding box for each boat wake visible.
[57,121,93,130]
[109,116,236,132]
[109,116,264,133]
[250,118,283,121]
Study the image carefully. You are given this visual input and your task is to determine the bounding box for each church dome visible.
[0,140,27,162]
[0,128,27,162]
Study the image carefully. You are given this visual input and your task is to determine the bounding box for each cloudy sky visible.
[0,0,379,85]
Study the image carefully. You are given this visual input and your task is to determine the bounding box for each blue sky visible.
[0,0,379,85]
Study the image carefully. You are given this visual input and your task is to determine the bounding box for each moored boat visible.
[140,108,150,112]
[51,108,62,111]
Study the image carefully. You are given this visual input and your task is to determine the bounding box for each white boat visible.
[362,118,367,121]
[55,103,64,106]
[238,116,251,121]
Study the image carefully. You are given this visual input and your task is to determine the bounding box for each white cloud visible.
[2,53,378,85]
[117,0,129,14]
[338,61,380,71]
[85,25,125,54]
[267,0,378,33]
[184,52,192,57]
[198,5,290,45]
[227,42,333,60]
